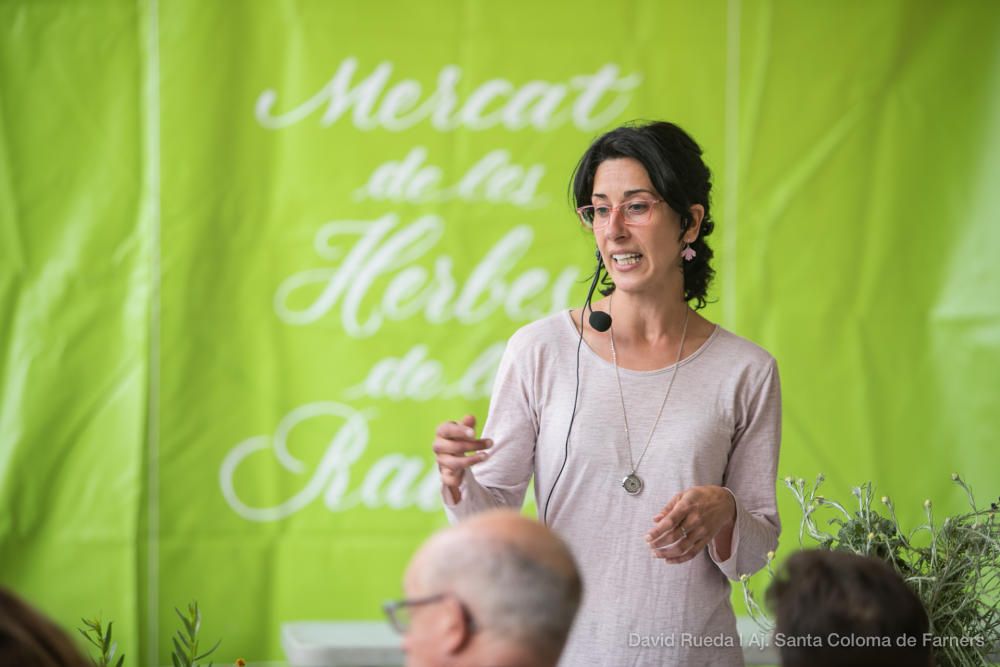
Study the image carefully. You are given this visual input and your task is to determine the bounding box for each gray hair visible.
[423,534,582,660]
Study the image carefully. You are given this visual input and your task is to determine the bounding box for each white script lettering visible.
[255,57,642,132]
[344,343,504,401]
[356,147,546,207]
[219,401,444,521]
[273,214,581,335]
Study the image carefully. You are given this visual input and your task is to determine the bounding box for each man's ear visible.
[684,204,705,243]
[438,596,474,655]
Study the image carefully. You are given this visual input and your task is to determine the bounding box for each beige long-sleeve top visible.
[444,310,781,666]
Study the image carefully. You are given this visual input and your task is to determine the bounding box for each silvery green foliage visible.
[741,474,1000,667]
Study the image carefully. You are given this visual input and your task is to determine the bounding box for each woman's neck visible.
[601,290,691,347]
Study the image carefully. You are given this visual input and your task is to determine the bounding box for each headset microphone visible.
[585,250,612,332]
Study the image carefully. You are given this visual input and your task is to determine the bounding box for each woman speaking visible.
[432,121,781,666]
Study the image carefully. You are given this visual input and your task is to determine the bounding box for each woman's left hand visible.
[645,486,736,564]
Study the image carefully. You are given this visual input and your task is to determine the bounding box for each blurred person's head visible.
[767,549,933,667]
[0,587,90,667]
[386,510,582,667]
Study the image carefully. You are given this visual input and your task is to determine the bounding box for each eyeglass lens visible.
[579,200,656,227]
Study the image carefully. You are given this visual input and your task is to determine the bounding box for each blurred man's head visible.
[389,510,582,667]
[767,549,933,667]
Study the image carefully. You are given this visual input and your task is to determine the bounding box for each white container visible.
[281,621,403,667]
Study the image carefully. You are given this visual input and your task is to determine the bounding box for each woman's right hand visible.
[433,414,492,502]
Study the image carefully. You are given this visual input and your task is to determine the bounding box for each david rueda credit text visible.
[627,632,987,649]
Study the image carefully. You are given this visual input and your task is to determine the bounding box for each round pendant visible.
[622,473,643,495]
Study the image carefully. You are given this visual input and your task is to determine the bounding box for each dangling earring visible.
[681,244,697,261]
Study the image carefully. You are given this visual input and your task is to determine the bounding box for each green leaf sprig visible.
[170,601,221,667]
[78,616,124,667]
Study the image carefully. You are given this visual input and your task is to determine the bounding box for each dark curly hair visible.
[570,121,716,310]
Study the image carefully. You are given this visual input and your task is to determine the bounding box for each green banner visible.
[2,0,999,663]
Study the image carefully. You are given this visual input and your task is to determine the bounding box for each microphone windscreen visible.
[589,310,612,332]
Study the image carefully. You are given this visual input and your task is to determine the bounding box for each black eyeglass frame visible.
[382,593,478,634]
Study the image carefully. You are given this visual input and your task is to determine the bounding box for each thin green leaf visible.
[172,637,186,661]
[114,655,124,667]
[193,638,221,662]
[176,606,195,638]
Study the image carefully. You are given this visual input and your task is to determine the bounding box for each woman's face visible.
[590,157,699,298]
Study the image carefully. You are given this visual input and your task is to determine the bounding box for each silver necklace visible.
[609,303,690,495]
